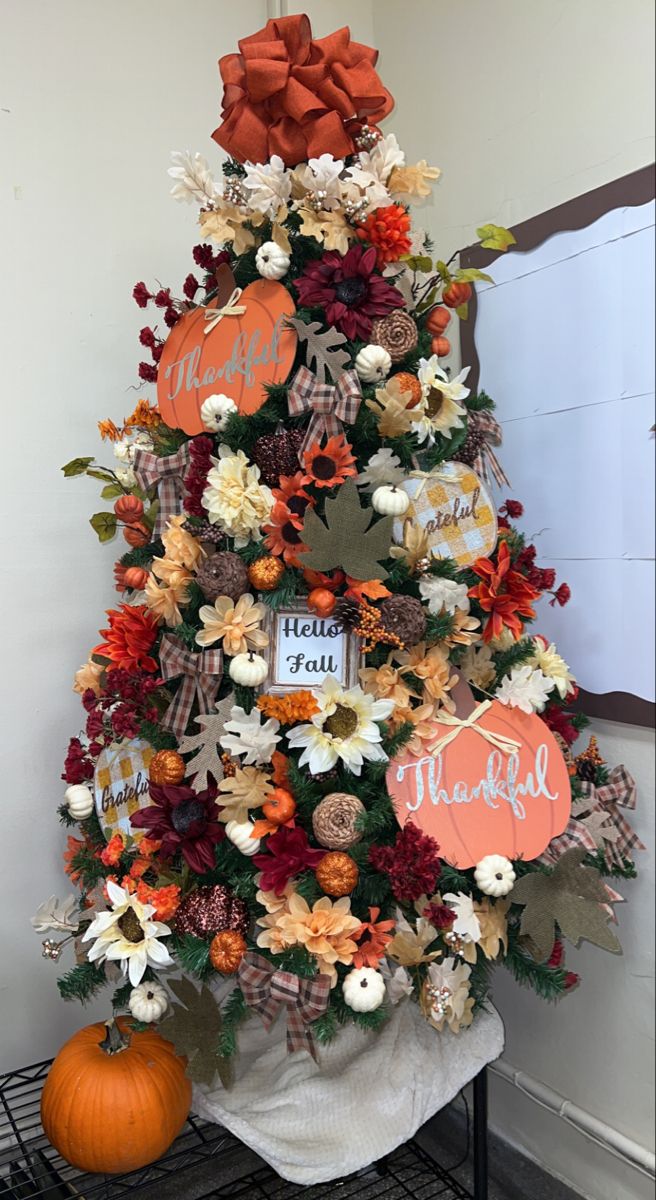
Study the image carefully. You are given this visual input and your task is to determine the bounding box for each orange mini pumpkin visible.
[123,521,151,548]
[442,281,472,309]
[210,929,247,974]
[262,787,296,825]
[149,749,186,786]
[307,587,336,617]
[315,851,359,896]
[431,335,451,358]
[114,495,145,524]
[392,371,423,408]
[41,1018,191,1174]
[426,306,451,335]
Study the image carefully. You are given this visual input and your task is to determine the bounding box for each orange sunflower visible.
[302,434,357,489]
[263,501,311,566]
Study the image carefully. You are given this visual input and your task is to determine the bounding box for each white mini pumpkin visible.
[255,241,290,281]
[474,854,516,897]
[229,651,269,688]
[226,819,261,856]
[342,966,386,1012]
[65,784,94,821]
[200,393,238,433]
[128,981,169,1023]
[355,344,392,383]
[371,484,410,517]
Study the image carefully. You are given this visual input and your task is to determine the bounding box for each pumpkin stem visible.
[99,1018,131,1055]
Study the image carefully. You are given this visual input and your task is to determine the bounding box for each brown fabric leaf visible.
[286,317,351,384]
[299,477,393,580]
[159,978,232,1088]
[511,847,621,961]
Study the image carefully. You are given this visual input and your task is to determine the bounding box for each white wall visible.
[372,2,655,1197]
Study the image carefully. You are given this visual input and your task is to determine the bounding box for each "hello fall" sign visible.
[263,604,361,694]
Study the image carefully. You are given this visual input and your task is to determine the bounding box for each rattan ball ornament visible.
[312,792,365,850]
[315,851,359,897]
[371,311,418,363]
[379,594,426,647]
[209,930,247,974]
[195,551,249,602]
[149,750,186,787]
[248,556,285,592]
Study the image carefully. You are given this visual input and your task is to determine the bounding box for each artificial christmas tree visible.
[36,12,644,1182]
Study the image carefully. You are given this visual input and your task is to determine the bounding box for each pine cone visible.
[252,428,305,487]
[379,594,426,646]
[196,551,249,602]
[334,597,362,630]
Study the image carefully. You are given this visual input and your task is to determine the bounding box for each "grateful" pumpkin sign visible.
[93,739,155,842]
[394,461,497,567]
[386,700,571,867]
[157,280,297,434]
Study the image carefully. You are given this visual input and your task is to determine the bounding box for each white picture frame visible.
[262,601,361,694]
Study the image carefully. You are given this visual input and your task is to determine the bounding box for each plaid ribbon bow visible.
[470,410,510,488]
[288,366,362,454]
[133,443,191,537]
[159,634,223,739]
[238,952,331,1060]
[537,764,643,870]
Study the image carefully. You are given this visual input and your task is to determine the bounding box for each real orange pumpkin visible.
[156,280,297,434]
[262,786,296,825]
[41,1018,191,1175]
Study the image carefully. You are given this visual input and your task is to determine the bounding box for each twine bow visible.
[238,952,331,1060]
[288,365,362,454]
[133,443,191,537]
[159,634,223,739]
[428,699,521,758]
[408,464,457,497]
[470,411,510,488]
[203,288,246,335]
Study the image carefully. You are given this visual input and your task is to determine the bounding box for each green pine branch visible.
[169,933,213,980]
[58,962,107,1003]
[217,987,251,1059]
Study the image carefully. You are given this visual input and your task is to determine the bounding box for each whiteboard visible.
[462,177,655,724]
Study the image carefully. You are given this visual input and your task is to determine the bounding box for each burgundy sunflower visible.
[131,782,224,874]
[294,244,405,340]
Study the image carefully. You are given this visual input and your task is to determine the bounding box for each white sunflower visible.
[81,881,173,987]
[286,675,394,776]
[412,357,469,445]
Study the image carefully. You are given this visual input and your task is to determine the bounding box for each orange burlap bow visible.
[212,14,394,167]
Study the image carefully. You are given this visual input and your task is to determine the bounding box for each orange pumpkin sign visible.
[157,280,297,434]
[386,700,571,867]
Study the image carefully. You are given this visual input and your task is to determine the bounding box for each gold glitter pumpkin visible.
[315,851,359,897]
[209,930,247,974]
[248,556,285,592]
[149,750,186,786]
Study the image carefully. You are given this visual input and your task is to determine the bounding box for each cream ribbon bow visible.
[408,464,456,497]
[428,699,521,758]
[203,287,247,334]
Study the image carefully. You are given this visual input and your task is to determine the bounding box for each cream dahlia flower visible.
[203,446,273,545]
[286,675,394,775]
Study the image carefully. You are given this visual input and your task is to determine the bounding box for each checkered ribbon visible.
[471,410,510,488]
[238,952,331,1060]
[288,365,362,455]
[159,634,223,739]
[537,765,643,870]
[133,443,191,537]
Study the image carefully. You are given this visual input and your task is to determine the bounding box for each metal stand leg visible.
[473,1067,488,1200]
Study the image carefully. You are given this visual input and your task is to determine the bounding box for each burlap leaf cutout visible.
[511,847,621,962]
[300,477,394,580]
[178,694,235,792]
[286,317,351,384]
[159,977,231,1088]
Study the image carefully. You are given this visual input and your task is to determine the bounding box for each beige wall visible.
[372,3,655,1198]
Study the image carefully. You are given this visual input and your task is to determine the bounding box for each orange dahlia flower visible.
[357,204,412,267]
[93,604,160,672]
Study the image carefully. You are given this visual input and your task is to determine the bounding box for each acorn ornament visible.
[229,651,268,688]
[248,556,285,592]
[315,851,359,896]
[371,485,410,517]
[65,784,94,820]
[149,750,186,787]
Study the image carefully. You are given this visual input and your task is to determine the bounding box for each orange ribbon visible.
[212,14,394,167]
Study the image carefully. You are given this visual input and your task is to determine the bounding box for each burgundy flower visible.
[183,273,200,300]
[294,244,405,340]
[369,822,441,903]
[164,307,180,328]
[62,737,95,785]
[138,362,158,383]
[139,327,157,348]
[423,902,455,930]
[541,704,579,747]
[499,499,524,519]
[184,434,214,518]
[154,287,172,308]
[133,281,152,308]
[550,583,571,607]
[253,826,325,896]
[131,782,225,873]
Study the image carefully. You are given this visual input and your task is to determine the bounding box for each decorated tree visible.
[38,14,643,1081]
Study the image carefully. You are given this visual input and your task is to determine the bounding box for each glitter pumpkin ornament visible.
[392,371,423,408]
[248,556,285,592]
[209,930,247,974]
[174,884,249,939]
[316,851,359,896]
[149,750,186,787]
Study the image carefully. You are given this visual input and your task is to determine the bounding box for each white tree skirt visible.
[193,998,505,1185]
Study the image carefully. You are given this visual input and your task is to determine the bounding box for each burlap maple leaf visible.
[511,848,621,962]
[299,478,393,580]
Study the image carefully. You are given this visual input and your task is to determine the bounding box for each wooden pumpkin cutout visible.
[394,462,497,568]
[157,278,297,434]
[93,738,155,842]
[386,699,572,867]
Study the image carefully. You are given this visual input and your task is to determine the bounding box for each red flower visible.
[131,782,225,874]
[541,703,579,747]
[253,826,325,896]
[369,822,441,903]
[183,273,200,300]
[550,583,571,607]
[184,434,214,518]
[357,204,412,267]
[62,736,95,785]
[139,327,157,348]
[93,604,160,673]
[132,281,152,308]
[423,902,455,930]
[468,541,541,643]
[294,244,405,340]
[212,13,394,167]
[353,906,395,968]
[138,362,158,383]
[499,499,524,519]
